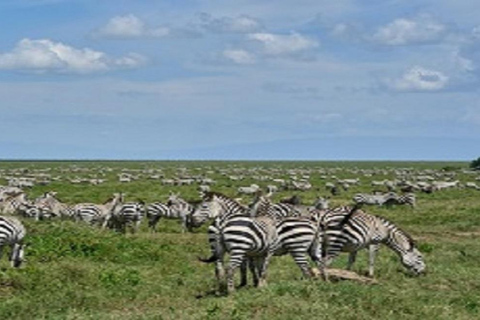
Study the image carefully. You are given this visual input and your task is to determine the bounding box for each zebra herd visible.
[193,191,425,294]
[0,184,425,296]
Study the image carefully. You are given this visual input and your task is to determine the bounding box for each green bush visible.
[470,157,480,169]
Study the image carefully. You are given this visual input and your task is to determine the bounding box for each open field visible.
[1,161,479,320]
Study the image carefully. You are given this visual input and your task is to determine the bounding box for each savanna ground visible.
[0,161,479,320]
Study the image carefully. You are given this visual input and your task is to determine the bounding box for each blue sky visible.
[1,0,479,160]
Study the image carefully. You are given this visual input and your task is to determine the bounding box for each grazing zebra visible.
[196,192,279,294]
[111,201,145,233]
[0,191,29,215]
[315,207,426,279]
[34,191,75,219]
[389,193,416,207]
[0,215,27,268]
[248,192,316,219]
[74,193,123,228]
[353,192,398,206]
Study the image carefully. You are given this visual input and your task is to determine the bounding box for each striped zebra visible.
[248,194,331,278]
[248,192,319,219]
[196,192,279,294]
[0,215,27,268]
[0,191,29,215]
[74,193,123,228]
[146,199,195,233]
[315,207,426,279]
[352,192,398,206]
[110,201,145,233]
[388,193,416,207]
[34,191,75,219]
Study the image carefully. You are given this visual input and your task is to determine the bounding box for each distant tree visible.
[470,157,480,169]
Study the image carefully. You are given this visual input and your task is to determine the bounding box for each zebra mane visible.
[377,215,417,248]
[202,191,246,210]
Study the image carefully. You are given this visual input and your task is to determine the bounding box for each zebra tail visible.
[198,254,218,263]
[198,225,222,264]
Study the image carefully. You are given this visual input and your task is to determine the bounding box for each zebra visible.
[74,193,123,228]
[110,201,145,233]
[352,192,398,206]
[0,191,29,215]
[314,207,426,280]
[196,192,279,294]
[0,215,27,268]
[248,192,316,219]
[146,198,195,232]
[248,194,331,278]
[389,193,416,207]
[34,191,75,219]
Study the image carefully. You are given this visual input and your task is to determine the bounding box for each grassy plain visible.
[0,161,479,320]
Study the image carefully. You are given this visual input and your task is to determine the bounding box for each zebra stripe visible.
[0,215,26,268]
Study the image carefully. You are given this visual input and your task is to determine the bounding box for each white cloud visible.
[247,32,319,56]
[197,13,263,34]
[222,49,256,64]
[0,39,146,74]
[94,14,170,38]
[388,66,449,91]
[371,15,447,45]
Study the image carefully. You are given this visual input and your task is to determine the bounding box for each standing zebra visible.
[34,191,75,219]
[196,192,279,294]
[146,198,195,232]
[0,215,26,268]
[248,194,328,278]
[111,201,145,233]
[315,207,426,279]
[74,193,123,228]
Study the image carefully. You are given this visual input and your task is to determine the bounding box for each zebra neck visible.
[384,227,411,257]
[216,197,245,221]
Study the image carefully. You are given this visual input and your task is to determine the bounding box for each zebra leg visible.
[257,252,274,288]
[148,216,160,232]
[226,252,245,294]
[133,220,141,234]
[239,259,249,287]
[346,251,357,271]
[101,215,111,229]
[368,244,380,278]
[248,258,259,287]
[292,251,314,279]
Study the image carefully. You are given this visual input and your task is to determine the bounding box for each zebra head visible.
[10,243,26,268]
[313,196,330,210]
[191,192,243,227]
[191,194,222,227]
[167,192,182,206]
[247,191,271,217]
[401,247,426,275]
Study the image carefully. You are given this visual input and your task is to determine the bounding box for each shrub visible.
[470,157,480,169]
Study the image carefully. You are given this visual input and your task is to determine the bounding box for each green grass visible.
[0,161,479,319]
